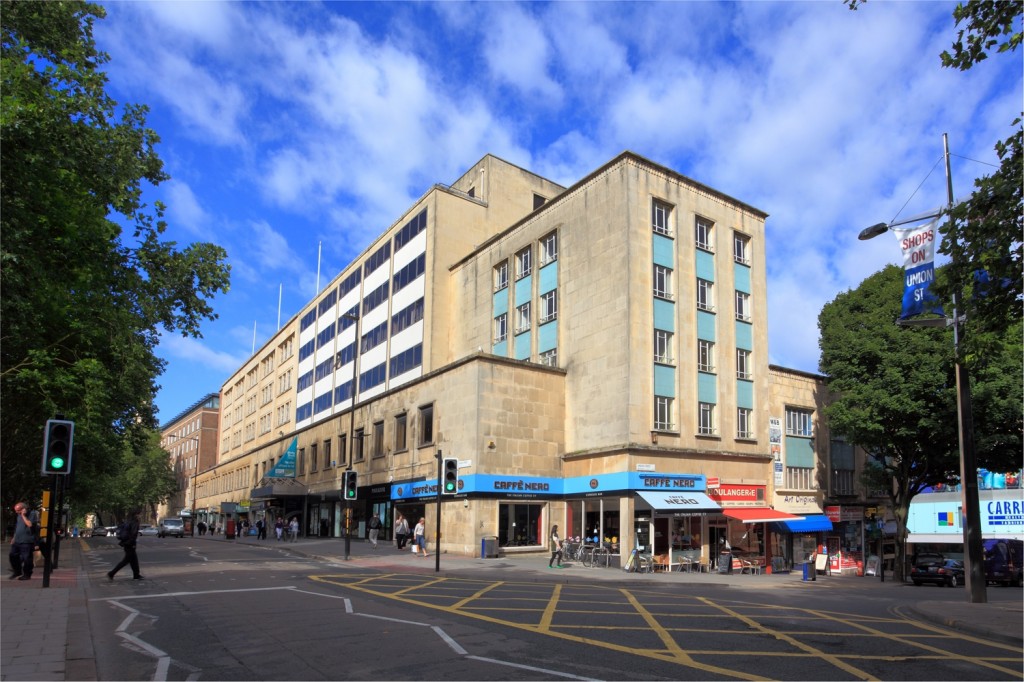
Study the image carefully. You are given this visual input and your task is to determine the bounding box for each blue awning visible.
[771,515,833,533]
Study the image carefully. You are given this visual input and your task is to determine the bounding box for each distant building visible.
[158,393,219,528]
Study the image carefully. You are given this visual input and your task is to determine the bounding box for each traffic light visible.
[343,470,358,500]
[42,419,74,475]
[442,458,458,495]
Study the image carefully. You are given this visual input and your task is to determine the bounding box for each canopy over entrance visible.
[636,491,721,513]
[723,508,803,524]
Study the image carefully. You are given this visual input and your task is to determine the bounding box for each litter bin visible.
[801,561,816,581]
[718,551,733,574]
[481,536,499,558]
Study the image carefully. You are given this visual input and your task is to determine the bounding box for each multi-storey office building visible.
[157,393,220,528]
[194,151,850,567]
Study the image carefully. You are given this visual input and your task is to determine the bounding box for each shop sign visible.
[219,502,238,514]
[825,505,841,522]
[634,473,702,490]
[839,506,862,522]
[708,484,764,505]
[636,463,655,472]
[707,477,720,488]
[773,493,823,514]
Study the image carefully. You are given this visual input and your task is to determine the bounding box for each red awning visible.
[723,508,803,524]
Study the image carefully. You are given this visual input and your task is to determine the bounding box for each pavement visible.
[3,534,1022,681]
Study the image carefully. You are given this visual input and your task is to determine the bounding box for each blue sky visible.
[91,1,1022,424]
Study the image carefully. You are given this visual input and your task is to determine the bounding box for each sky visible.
[90,1,1022,425]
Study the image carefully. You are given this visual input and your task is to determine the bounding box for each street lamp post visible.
[341,311,361,561]
[858,133,986,604]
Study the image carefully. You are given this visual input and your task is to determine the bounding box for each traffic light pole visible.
[435,451,442,573]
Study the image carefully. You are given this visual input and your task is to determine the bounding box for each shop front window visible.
[498,503,544,547]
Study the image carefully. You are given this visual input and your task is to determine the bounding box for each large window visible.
[354,428,365,461]
[653,265,673,300]
[733,231,750,265]
[652,199,673,236]
[372,421,384,458]
[323,439,332,469]
[737,408,752,439]
[515,247,532,280]
[654,330,673,364]
[695,217,714,251]
[539,290,557,323]
[697,278,714,311]
[494,261,508,291]
[736,349,752,380]
[698,402,716,435]
[654,396,674,431]
[494,313,508,343]
[498,502,543,547]
[540,232,558,265]
[697,339,715,373]
[831,438,855,495]
[786,408,814,437]
[515,302,531,334]
[540,348,558,367]
[394,413,407,452]
[735,291,751,321]
[418,404,434,446]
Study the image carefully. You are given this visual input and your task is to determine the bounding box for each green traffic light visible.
[444,482,455,492]
[50,457,66,469]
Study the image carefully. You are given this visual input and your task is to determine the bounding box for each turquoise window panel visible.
[514,275,532,306]
[492,339,508,356]
[654,364,676,397]
[538,320,557,353]
[697,371,717,404]
[734,262,751,294]
[696,249,715,281]
[539,261,557,294]
[736,379,754,409]
[493,287,508,315]
[654,298,675,332]
[786,436,815,468]
[735,319,752,350]
[697,310,716,341]
[653,234,675,268]
[514,332,531,360]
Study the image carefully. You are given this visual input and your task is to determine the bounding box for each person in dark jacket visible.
[107,513,144,581]
[8,502,39,580]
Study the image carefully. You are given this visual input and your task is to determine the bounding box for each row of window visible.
[654,267,751,321]
[299,210,428,335]
[652,403,812,441]
[652,199,751,265]
[493,232,558,291]
[302,343,426,420]
[291,404,435,476]
[495,291,557,342]
[654,332,752,379]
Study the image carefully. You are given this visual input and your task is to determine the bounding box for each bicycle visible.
[562,541,584,563]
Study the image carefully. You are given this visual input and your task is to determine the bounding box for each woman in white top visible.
[414,518,428,557]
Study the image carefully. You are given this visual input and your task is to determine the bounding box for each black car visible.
[911,557,965,587]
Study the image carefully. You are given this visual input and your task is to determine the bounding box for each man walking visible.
[108,512,143,581]
[368,512,382,549]
[9,502,39,581]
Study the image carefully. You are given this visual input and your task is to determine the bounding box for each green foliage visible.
[0,2,230,518]
[820,265,1022,578]
[940,0,1023,71]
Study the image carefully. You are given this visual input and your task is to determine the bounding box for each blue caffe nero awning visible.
[770,515,833,533]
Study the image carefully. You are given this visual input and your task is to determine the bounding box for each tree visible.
[819,265,1021,580]
[0,2,230,522]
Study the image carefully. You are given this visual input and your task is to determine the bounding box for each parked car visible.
[911,556,965,587]
[158,517,185,538]
[138,524,158,536]
[104,526,119,537]
[984,539,1023,587]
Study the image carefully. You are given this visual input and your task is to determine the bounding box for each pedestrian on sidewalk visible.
[108,512,143,581]
[414,517,428,557]
[8,501,39,581]
[256,518,266,540]
[368,512,381,549]
[395,514,409,550]
[549,524,564,569]
[275,517,284,541]
[289,517,299,542]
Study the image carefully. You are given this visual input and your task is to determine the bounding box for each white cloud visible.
[481,4,562,104]
[164,181,208,236]
[157,333,247,375]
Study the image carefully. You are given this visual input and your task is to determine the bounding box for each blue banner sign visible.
[893,219,945,320]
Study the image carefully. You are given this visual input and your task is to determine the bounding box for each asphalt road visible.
[82,537,1023,681]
